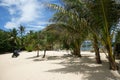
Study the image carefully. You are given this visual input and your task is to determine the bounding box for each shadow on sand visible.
[26,53,119,80]
[27,54,73,61]
[26,56,41,59]
[33,55,73,61]
[45,56,116,80]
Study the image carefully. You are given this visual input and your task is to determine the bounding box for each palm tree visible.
[19,25,25,50]
[93,35,102,64]
[40,31,48,58]
[99,0,119,70]
[84,0,120,70]
[82,0,103,64]
[24,30,36,52]
[36,32,40,57]
[9,28,19,51]
[49,0,89,57]
[40,25,64,58]
[62,0,102,63]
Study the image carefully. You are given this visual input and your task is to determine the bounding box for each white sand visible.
[0,50,120,80]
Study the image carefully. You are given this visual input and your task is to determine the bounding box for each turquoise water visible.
[81,41,93,51]
[81,46,93,51]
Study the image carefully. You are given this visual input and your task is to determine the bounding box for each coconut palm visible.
[19,25,25,50]
[84,0,120,70]
[49,0,89,57]
[36,32,40,57]
[24,30,36,52]
[99,0,119,70]
[9,28,19,51]
[63,0,102,63]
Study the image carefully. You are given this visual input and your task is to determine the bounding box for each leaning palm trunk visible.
[85,0,119,70]
[100,0,118,70]
[93,35,102,64]
[106,41,118,70]
[42,49,46,58]
[49,1,88,58]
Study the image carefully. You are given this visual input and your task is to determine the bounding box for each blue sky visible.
[0,0,61,32]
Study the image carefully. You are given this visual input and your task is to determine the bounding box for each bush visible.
[25,44,34,52]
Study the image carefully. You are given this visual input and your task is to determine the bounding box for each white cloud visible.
[18,0,42,23]
[5,22,18,29]
[27,26,45,31]
[0,0,48,30]
[37,22,54,25]
[24,25,46,33]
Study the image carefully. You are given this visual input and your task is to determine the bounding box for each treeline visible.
[0,25,70,53]
[0,26,25,52]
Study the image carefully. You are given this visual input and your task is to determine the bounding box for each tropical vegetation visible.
[0,0,120,71]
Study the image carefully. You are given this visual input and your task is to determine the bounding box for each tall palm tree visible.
[83,0,103,64]
[62,0,102,63]
[49,0,89,57]
[24,30,37,52]
[36,32,40,57]
[93,35,102,64]
[99,0,119,70]
[9,28,18,51]
[19,25,25,50]
[84,0,120,70]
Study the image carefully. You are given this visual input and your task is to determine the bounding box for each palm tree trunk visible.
[93,35,102,64]
[106,44,118,70]
[37,50,39,57]
[42,49,46,58]
[73,43,81,57]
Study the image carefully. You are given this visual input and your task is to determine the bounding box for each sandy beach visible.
[0,50,120,80]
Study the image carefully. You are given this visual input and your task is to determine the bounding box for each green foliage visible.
[18,25,25,50]
[0,25,26,53]
[49,0,89,56]
[25,44,34,52]
[0,29,20,52]
[24,31,36,52]
[0,30,10,52]
[115,31,120,43]
[84,0,120,70]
